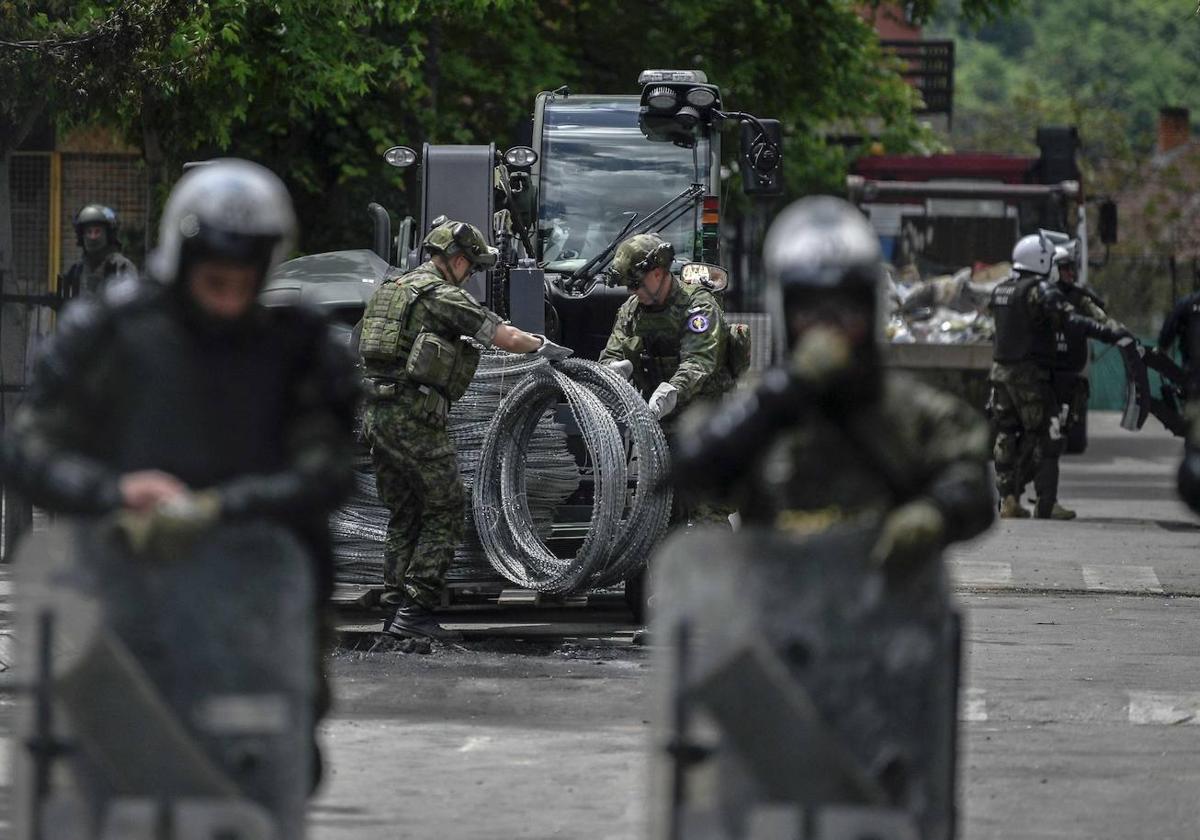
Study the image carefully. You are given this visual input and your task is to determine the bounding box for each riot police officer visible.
[989,231,1129,519]
[1031,239,1131,519]
[61,203,138,298]
[3,159,359,804]
[359,217,570,642]
[672,196,994,566]
[599,232,733,422]
[657,197,995,840]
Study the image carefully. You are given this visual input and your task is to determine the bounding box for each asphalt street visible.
[0,411,1196,839]
[309,412,1200,840]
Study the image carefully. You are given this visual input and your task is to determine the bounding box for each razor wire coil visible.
[330,350,671,594]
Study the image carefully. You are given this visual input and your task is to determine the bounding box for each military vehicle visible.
[263,69,782,354]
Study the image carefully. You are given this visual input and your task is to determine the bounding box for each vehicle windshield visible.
[538,96,709,271]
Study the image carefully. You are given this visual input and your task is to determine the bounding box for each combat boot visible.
[998,495,1031,519]
[1035,501,1076,521]
[383,598,463,643]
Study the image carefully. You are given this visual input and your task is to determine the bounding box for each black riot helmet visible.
[73,204,120,249]
[763,196,885,357]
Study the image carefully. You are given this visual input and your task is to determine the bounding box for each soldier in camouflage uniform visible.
[600,232,733,422]
[359,218,570,642]
[62,204,139,299]
[599,233,736,537]
[1032,238,1133,519]
[673,196,995,564]
[989,232,1131,519]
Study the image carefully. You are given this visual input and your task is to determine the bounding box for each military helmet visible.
[423,217,498,268]
[73,204,119,246]
[1011,231,1055,276]
[147,158,297,283]
[610,233,675,289]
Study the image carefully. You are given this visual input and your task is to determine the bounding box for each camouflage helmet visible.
[73,204,120,246]
[610,233,675,289]
[423,217,498,268]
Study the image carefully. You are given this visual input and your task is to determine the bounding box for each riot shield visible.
[649,524,960,840]
[10,520,315,840]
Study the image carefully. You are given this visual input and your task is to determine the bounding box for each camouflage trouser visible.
[989,366,1057,499]
[363,399,463,609]
[1033,373,1088,509]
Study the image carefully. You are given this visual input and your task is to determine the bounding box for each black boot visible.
[384,598,463,643]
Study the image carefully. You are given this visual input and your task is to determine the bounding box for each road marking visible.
[950,560,1013,587]
[0,737,10,786]
[964,688,988,722]
[1128,692,1200,725]
[0,580,13,597]
[1081,564,1164,593]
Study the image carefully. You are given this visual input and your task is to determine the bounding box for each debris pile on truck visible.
[885,262,1009,345]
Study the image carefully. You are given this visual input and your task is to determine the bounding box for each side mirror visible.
[740,119,783,196]
[1099,199,1118,245]
[680,262,730,294]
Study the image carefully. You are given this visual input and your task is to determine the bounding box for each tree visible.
[4,0,1019,255]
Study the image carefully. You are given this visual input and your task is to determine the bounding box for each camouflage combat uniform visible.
[360,260,503,609]
[600,279,732,409]
[736,374,993,536]
[600,277,732,526]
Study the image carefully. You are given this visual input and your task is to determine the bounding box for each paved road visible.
[1,412,1196,839]
[309,412,1200,840]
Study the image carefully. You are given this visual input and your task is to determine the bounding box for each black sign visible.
[881,39,955,118]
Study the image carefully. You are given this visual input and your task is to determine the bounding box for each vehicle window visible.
[539,98,708,268]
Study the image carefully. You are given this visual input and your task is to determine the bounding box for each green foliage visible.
[934,0,1200,159]
[4,0,1016,254]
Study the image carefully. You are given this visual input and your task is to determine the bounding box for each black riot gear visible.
[991,275,1057,365]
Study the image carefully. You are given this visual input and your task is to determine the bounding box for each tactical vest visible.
[359,271,480,401]
[1053,285,1092,372]
[992,275,1055,365]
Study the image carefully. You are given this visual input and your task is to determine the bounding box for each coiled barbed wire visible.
[473,357,672,593]
[330,351,670,594]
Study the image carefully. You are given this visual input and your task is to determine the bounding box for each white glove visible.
[647,382,679,420]
[532,334,573,361]
[605,360,634,380]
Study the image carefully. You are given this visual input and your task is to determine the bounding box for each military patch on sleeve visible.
[687,313,711,334]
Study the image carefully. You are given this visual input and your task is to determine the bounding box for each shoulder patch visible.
[687,313,711,334]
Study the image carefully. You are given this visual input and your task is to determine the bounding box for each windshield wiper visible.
[564,183,706,291]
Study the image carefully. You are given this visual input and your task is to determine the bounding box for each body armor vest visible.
[992,275,1055,365]
[360,272,480,401]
